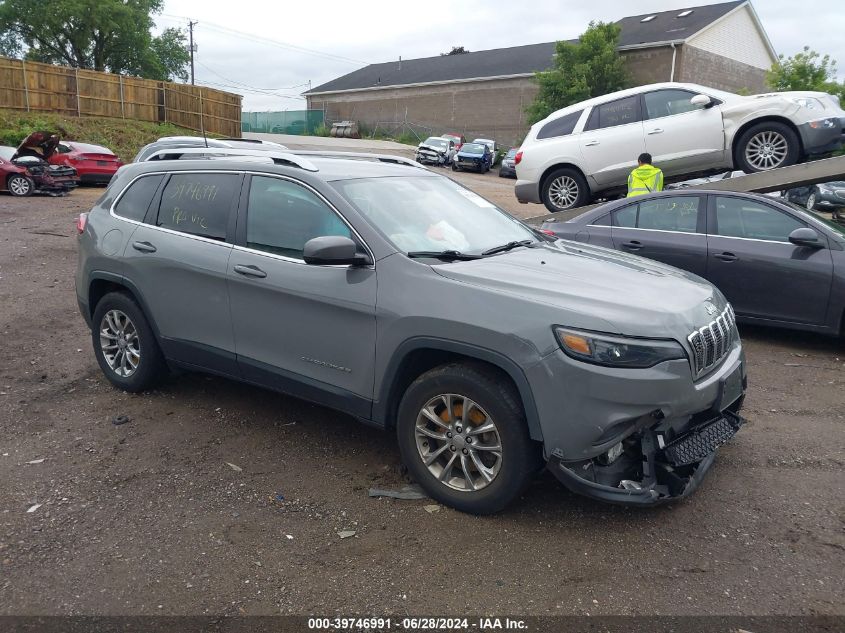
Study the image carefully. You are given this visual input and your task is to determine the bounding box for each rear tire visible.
[91,292,167,393]
[7,174,33,197]
[735,122,800,173]
[806,191,817,211]
[541,167,589,212]
[396,363,540,514]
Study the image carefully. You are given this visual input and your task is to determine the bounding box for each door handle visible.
[621,240,642,250]
[132,241,156,253]
[233,264,267,278]
[647,128,664,135]
[584,140,600,147]
[714,252,738,262]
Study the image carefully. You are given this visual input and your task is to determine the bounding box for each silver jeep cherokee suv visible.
[75,150,747,514]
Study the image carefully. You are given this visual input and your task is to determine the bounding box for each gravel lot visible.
[1,176,843,617]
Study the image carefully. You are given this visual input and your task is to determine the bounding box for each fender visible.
[373,336,544,442]
[87,271,162,340]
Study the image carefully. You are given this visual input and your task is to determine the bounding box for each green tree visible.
[0,0,189,81]
[441,46,469,56]
[526,21,629,124]
[767,46,845,101]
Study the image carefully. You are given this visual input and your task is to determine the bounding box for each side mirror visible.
[303,236,369,266]
[788,227,823,248]
[690,94,712,108]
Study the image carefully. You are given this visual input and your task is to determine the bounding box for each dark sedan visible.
[786,181,845,220]
[541,190,845,336]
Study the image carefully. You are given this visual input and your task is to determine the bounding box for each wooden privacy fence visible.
[0,56,242,137]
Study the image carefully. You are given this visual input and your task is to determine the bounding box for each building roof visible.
[306,1,748,95]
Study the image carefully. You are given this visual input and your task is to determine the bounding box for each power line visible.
[160,13,369,66]
[195,60,308,93]
[197,79,306,100]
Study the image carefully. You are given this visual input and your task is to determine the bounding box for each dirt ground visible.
[1,181,843,618]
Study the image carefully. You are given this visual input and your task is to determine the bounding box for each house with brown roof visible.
[304,1,777,145]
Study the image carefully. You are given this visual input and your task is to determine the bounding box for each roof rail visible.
[286,150,426,169]
[143,147,319,172]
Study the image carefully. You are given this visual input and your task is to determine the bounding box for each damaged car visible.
[451,141,492,173]
[415,136,456,166]
[76,151,746,514]
[516,81,845,212]
[0,132,78,197]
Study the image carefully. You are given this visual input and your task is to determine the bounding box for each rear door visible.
[121,170,241,373]
[705,195,834,324]
[609,194,708,275]
[641,88,727,176]
[227,174,377,417]
[579,95,645,188]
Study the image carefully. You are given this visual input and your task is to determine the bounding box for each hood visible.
[14,131,61,161]
[418,143,446,153]
[432,241,724,339]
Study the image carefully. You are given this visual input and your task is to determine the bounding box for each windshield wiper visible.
[481,240,535,256]
[406,250,482,261]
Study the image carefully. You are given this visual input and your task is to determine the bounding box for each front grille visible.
[687,304,736,376]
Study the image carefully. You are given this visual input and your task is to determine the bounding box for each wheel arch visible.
[87,272,161,339]
[539,162,590,196]
[730,116,805,166]
[373,338,544,443]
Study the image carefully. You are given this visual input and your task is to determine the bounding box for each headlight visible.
[790,97,824,110]
[554,327,687,368]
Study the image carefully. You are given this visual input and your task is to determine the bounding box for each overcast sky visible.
[155,0,845,111]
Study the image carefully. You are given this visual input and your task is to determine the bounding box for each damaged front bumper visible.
[550,406,745,506]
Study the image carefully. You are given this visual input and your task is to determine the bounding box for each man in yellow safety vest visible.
[627,153,664,197]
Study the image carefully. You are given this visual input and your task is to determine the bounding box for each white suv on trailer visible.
[514,82,845,212]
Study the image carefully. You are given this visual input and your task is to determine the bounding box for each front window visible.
[332,176,536,256]
[423,138,448,149]
[460,143,485,154]
[643,89,700,119]
[714,196,804,242]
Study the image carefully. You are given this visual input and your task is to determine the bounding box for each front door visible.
[122,171,241,373]
[227,174,377,417]
[705,195,834,324]
[579,95,645,188]
[610,194,708,276]
[641,89,727,176]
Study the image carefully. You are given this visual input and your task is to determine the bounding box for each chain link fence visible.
[241,110,324,135]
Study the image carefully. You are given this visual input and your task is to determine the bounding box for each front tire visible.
[396,363,539,514]
[735,122,800,173]
[7,174,34,197]
[91,292,167,393]
[541,167,589,212]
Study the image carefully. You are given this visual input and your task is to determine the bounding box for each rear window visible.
[155,173,239,240]
[113,175,164,222]
[537,110,583,140]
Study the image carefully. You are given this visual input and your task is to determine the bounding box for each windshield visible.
[332,176,537,255]
[423,137,447,149]
[460,143,485,154]
[0,147,14,160]
[783,201,845,237]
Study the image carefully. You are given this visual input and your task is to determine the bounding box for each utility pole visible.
[188,20,198,85]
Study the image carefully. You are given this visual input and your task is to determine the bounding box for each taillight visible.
[76,212,88,235]
[539,228,556,236]
[514,151,523,165]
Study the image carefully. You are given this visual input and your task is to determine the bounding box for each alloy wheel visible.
[99,309,141,377]
[415,393,502,492]
[548,176,579,209]
[745,131,788,170]
[8,176,31,196]
[806,193,816,211]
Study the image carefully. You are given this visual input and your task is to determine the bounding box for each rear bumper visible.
[79,172,115,185]
[499,165,516,178]
[515,179,541,204]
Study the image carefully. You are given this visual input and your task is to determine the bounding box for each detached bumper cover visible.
[550,409,746,506]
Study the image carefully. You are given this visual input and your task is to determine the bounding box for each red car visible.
[441,133,466,151]
[50,141,123,185]
[0,132,78,197]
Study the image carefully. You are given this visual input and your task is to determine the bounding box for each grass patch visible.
[0,109,215,162]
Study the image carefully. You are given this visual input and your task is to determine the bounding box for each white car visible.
[515,82,845,212]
